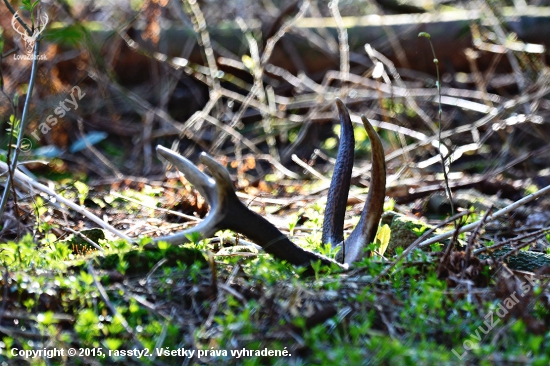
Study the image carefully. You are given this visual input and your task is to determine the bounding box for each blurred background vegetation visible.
[1,0,549,188]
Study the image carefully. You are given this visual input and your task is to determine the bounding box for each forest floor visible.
[1,0,550,365]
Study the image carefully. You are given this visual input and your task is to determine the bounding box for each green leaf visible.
[21,0,31,9]
[157,240,169,251]
[45,24,86,47]
[37,311,57,326]
[105,338,123,351]
[184,231,202,244]
[418,32,431,39]
[73,181,89,205]
[375,224,391,256]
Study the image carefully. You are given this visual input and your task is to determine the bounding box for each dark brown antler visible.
[155,99,386,268]
[155,146,343,269]
[323,99,387,264]
[321,99,355,248]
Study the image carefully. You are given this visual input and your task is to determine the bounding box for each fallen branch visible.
[418,184,550,248]
[0,161,133,242]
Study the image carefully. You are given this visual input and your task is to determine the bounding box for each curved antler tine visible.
[198,152,237,198]
[322,98,355,247]
[155,145,227,244]
[196,153,345,269]
[156,146,215,201]
[153,213,221,244]
[339,115,386,264]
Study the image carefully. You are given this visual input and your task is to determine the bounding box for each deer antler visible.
[322,99,355,248]
[324,99,387,264]
[346,115,386,262]
[155,146,344,269]
[155,99,386,269]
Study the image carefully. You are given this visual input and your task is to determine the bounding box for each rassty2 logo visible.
[11,11,48,60]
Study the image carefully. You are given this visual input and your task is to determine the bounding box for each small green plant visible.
[311,259,323,281]
[418,31,455,218]
[73,181,90,205]
[317,242,340,259]
[287,213,300,236]
[411,225,428,237]
[6,115,21,143]
[20,0,41,28]
[184,231,203,246]
[33,195,47,218]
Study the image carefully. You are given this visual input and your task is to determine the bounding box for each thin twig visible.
[77,118,123,178]
[464,205,493,266]
[419,32,455,217]
[0,160,132,242]
[473,227,550,255]
[364,211,472,284]
[329,0,349,82]
[419,184,550,248]
[0,9,41,217]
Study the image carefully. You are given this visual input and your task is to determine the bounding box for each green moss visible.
[381,211,433,253]
[479,246,550,271]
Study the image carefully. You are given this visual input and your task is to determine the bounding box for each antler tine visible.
[198,152,237,198]
[154,146,344,270]
[154,146,220,244]
[156,146,215,202]
[322,98,355,248]
[337,115,386,264]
